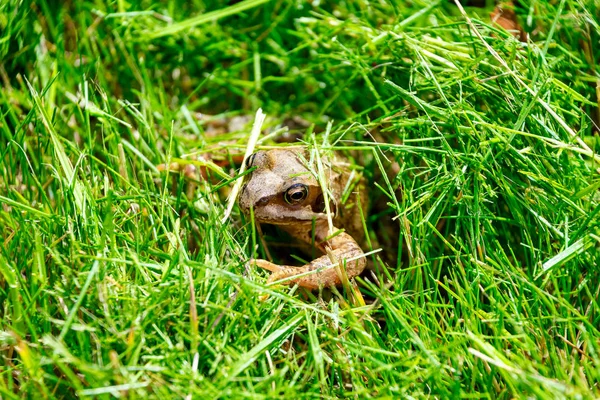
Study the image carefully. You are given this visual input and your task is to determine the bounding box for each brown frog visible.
[239,149,367,289]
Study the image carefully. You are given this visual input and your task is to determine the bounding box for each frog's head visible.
[238,149,329,225]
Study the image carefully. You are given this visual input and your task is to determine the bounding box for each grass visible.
[1,0,600,398]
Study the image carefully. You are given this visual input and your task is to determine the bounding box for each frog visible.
[238,148,367,289]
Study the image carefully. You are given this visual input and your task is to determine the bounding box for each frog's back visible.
[331,161,369,246]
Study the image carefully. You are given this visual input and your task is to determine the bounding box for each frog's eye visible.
[245,153,257,169]
[284,183,308,204]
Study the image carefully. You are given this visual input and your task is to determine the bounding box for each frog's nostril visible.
[256,197,270,207]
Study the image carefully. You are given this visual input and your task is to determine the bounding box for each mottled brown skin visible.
[239,149,366,289]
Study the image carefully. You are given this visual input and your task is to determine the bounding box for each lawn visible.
[1,0,600,398]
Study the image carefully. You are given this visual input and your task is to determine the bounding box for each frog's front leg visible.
[251,231,366,290]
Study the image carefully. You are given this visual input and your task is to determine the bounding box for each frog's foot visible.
[157,162,201,180]
[249,259,281,274]
[156,162,202,199]
[248,259,283,301]
[250,258,312,288]
[250,259,299,284]
[249,241,366,290]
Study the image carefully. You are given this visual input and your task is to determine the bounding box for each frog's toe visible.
[249,259,281,273]
[249,259,293,288]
